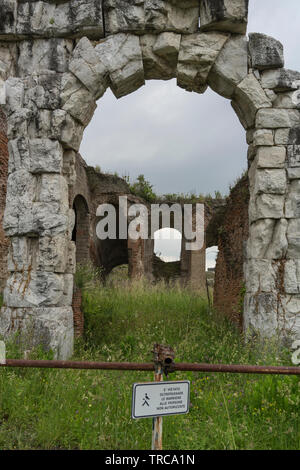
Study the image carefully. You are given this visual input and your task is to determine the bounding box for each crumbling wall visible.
[213,174,250,326]
[0,107,9,293]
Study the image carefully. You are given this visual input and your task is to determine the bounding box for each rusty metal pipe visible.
[0,359,300,375]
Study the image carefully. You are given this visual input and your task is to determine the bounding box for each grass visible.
[0,271,299,450]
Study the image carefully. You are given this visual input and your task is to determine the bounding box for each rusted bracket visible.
[152,343,175,377]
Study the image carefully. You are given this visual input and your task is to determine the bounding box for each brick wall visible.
[213,174,250,327]
[0,107,9,293]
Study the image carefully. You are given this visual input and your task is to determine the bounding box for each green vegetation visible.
[125,174,226,203]
[0,269,299,450]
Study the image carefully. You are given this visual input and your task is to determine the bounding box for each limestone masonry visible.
[0,0,300,358]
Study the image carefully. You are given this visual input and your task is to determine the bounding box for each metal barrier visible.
[1,343,299,450]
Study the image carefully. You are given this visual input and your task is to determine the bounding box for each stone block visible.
[0,306,74,359]
[256,109,300,129]
[233,74,271,128]
[29,138,63,173]
[287,145,300,168]
[95,34,145,98]
[0,0,16,39]
[104,0,199,35]
[68,37,108,99]
[249,193,285,221]
[243,292,278,338]
[18,39,73,76]
[177,31,228,93]
[285,180,300,219]
[200,0,248,34]
[256,146,286,168]
[253,129,274,146]
[60,73,97,126]
[17,0,104,39]
[249,33,284,71]
[140,33,179,80]
[208,35,248,98]
[261,69,300,92]
[287,219,300,259]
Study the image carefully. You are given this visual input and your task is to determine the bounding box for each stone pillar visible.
[0,107,9,293]
[0,40,80,359]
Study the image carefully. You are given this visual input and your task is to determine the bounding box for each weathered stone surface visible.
[95,34,145,98]
[287,167,300,180]
[273,91,300,109]
[6,108,32,140]
[246,219,275,259]
[29,138,63,173]
[18,39,73,76]
[284,260,300,294]
[249,33,284,71]
[60,73,97,126]
[287,145,300,168]
[0,79,6,105]
[252,169,287,195]
[32,202,69,237]
[287,219,300,259]
[104,0,199,36]
[0,0,16,39]
[232,74,271,128]
[7,236,34,272]
[200,0,248,34]
[0,306,74,359]
[62,149,76,186]
[38,174,68,208]
[265,219,288,259]
[177,31,228,93]
[0,42,16,80]
[261,69,300,92]
[253,129,274,146]
[264,89,277,103]
[285,180,300,219]
[51,110,84,151]
[140,33,180,80]
[256,109,300,129]
[4,77,24,114]
[69,37,108,99]
[277,295,300,341]
[243,292,278,337]
[37,236,69,273]
[23,71,61,111]
[256,146,286,168]
[245,259,278,293]
[275,128,300,145]
[249,193,285,221]
[3,170,37,236]
[244,291,300,341]
[208,35,248,98]
[17,0,104,39]
[247,218,287,260]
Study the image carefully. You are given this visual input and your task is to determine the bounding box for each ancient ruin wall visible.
[214,174,250,326]
[0,107,8,293]
[1,0,300,357]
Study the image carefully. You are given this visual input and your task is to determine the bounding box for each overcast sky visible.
[81,0,300,198]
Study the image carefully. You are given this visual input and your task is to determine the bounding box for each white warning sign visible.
[132,380,190,419]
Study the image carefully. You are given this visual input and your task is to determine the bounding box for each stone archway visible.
[0,0,300,358]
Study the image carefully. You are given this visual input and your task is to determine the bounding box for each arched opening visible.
[154,228,182,262]
[72,195,90,265]
[153,227,182,283]
[80,79,246,295]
